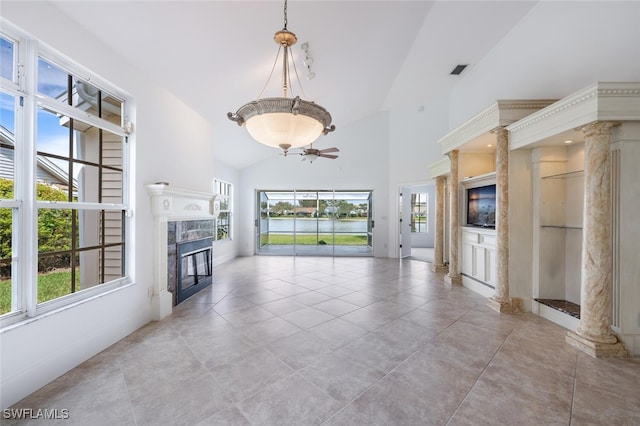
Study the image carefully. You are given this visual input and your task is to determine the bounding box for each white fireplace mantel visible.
[146,184,218,320]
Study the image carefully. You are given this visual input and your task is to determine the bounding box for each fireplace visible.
[167,219,215,305]
[146,184,218,320]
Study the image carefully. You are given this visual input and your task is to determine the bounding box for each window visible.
[0,22,131,323]
[214,179,231,241]
[1,34,16,82]
[410,192,428,233]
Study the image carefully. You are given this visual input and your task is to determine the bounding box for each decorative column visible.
[445,150,462,285]
[566,122,628,357]
[488,127,521,313]
[431,175,448,273]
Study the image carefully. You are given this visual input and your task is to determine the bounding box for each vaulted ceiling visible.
[49,1,538,169]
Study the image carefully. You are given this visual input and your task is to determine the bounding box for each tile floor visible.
[6,256,640,425]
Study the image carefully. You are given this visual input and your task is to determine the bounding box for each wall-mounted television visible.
[466,184,496,228]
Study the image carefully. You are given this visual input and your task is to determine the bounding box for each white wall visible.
[387,95,449,256]
[0,2,223,408]
[448,1,640,129]
[238,112,390,257]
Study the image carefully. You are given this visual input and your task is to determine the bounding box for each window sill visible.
[0,279,134,333]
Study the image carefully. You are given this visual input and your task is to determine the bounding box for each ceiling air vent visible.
[450,64,468,75]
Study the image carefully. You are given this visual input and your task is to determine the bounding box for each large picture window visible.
[256,190,373,256]
[0,22,131,322]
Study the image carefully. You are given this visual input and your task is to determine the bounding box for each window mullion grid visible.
[35,95,127,138]
[0,81,22,98]
[35,201,126,210]
[21,39,38,317]
[98,95,105,283]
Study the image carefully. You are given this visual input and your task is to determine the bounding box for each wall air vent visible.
[450,64,468,75]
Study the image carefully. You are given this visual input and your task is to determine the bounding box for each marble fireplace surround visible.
[146,184,217,320]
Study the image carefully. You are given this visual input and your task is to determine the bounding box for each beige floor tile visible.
[238,374,341,425]
[7,256,640,426]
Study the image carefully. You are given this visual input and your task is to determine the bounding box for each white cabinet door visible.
[485,248,496,285]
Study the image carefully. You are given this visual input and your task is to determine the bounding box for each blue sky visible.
[0,37,14,134]
[1,35,74,161]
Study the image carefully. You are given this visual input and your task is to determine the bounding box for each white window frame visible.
[214,179,232,241]
[410,192,428,234]
[0,20,133,327]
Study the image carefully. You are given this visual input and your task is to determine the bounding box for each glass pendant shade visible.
[245,112,323,149]
[304,153,318,162]
[231,96,333,149]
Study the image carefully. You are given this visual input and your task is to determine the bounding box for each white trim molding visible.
[438,100,556,154]
[508,82,640,150]
[428,157,451,179]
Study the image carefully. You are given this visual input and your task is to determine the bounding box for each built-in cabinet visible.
[530,146,584,329]
[430,82,640,356]
[433,100,555,293]
[461,227,496,289]
[508,82,640,355]
[538,169,583,302]
[460,173,497,295]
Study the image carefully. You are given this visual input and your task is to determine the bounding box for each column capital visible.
[491,126,508,136]
[580,121,618,138]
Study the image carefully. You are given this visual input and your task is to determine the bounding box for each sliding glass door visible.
[256,190,373,256]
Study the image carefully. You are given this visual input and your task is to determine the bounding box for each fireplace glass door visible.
[177,238,213,303]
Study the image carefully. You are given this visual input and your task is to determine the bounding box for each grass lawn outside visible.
[0,269,78,315]
[263,233,367,245]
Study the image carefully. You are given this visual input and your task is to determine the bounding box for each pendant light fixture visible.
[227,0,335,151]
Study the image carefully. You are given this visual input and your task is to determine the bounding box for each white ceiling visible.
[49,0,538,169]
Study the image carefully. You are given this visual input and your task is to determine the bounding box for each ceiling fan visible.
[279,143,339,163]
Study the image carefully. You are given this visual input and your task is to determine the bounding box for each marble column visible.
[431,175,448,273]
[445,150,462,285]
[488,127,521,313]
[566,122,628,357]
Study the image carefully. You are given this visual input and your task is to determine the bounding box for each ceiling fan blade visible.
[319,147,339,154]
[319,154,338,159]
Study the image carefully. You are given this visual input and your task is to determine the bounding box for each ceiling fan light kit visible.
[300,145,340,162]
[227,0,335,150]
[279,144,340,162]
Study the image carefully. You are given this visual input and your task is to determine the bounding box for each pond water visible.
[265,218,368,233]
